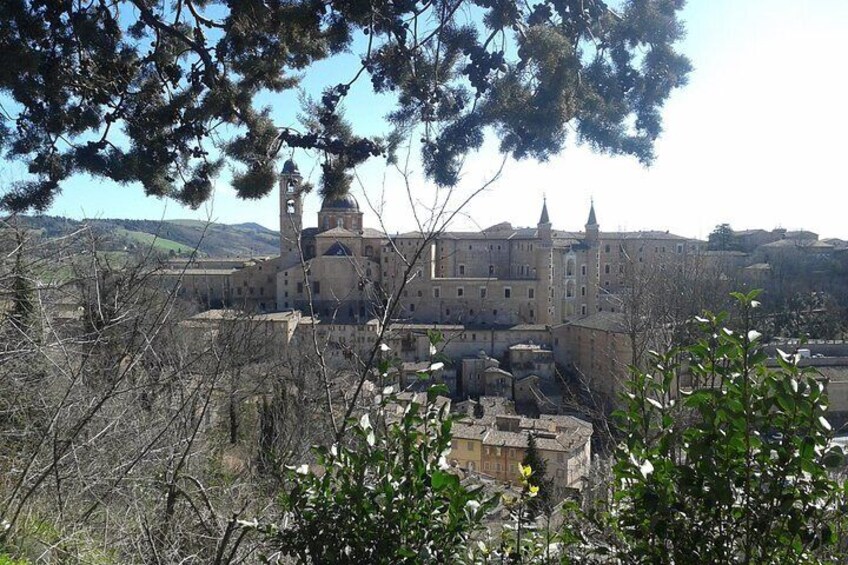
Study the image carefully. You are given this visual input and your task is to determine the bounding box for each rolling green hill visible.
[13,216,281,258]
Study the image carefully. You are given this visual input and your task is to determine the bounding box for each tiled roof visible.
[452,423,489,440]
[760,239,833,249]
[560,311,627,333]
[316,226,357,237]
[362,228,386,238]
[539,414,593,431]
[600,231,691,241]
[483,430,529,448]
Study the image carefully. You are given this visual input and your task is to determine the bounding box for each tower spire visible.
[538,195,550,225]
[586,198,597,226]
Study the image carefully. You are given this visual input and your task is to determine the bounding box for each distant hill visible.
[12,215,281,257]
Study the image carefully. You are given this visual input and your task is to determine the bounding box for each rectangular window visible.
[528,288,535,299]
[480,288,487,298]
[504,288,511,298]
[604,264,610,274]
[581,286,586,297]
[457,287,464,297]
[433,287,441,298]
[297,282,303,293]
[581,265,587,276]
[459,264,465,275]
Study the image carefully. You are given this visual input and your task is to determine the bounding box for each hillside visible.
[12,215,281,257]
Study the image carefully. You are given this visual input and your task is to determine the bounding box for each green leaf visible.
[431,470,459,491]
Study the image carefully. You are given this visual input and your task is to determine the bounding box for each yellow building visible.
[449,423,487,473]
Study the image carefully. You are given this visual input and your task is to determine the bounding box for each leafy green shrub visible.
[614,290,846,563]
[257,385,495,563]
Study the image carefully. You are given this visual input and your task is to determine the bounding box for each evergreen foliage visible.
[0,0,691,211]
[707,223,739,251]
[6,231,36,335]
[521,433,553,520]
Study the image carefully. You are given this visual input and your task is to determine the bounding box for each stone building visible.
[160,159,702,329]
[552,312,633,400]
[157,159,706,410]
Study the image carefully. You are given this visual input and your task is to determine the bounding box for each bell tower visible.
[279,158,304,266]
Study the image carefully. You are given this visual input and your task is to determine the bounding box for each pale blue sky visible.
[19,0,848,240]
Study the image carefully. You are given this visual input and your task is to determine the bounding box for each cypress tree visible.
[522,432,553,519]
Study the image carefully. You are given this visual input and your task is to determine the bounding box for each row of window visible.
[432,287,535,299]
[406,306,539,320]
[602,243,690,254]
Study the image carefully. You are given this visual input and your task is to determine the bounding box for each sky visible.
[25,0,848,240]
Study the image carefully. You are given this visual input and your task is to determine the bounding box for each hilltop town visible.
[151,160,848,491]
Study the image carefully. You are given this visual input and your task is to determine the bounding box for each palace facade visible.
[163,158,702,326]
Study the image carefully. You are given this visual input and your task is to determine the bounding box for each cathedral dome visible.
[281,158,300,176]
[320,193,360,211]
